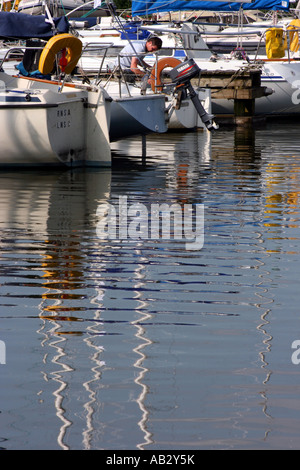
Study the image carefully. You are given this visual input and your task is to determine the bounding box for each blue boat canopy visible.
[120,21,151,39]
[0,11,69,40]
[132,0,290,16]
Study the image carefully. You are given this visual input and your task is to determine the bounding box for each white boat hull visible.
[0,91,86,166]
[0,74,111,167]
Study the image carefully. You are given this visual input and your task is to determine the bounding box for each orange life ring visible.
[38,33,82,75]
[149,57,182,92]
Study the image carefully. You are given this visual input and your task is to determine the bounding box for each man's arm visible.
[130,57,149,77]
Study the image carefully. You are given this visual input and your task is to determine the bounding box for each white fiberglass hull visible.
[0,73,111,167]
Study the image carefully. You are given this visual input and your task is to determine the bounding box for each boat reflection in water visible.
[35,170,111,449]
[0,170,111,449]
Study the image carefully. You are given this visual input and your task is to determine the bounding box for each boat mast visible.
[105,0,149,73]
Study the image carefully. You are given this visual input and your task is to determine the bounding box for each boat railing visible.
[79,41,134,97]
[101,49,158,98]
[194,18,300,62]
[167,21,300,63]
[80,41,114,80]
[0,46,42,71]
[81,42,162,98]
[0,41,117,82]
[252,24,300,63]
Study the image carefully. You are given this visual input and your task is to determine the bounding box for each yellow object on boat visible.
[265,28,286,59]
[287,19,300,53]
[38,33,82,75]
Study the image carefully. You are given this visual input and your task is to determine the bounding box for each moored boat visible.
[0,70,112,167]
[0,12,111,167]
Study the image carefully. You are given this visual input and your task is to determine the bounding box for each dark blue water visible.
[1,121,300,450]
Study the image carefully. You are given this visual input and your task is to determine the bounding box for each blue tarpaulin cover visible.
[0,11,69,39]
[132,0,289,16]
[120,21,151,39]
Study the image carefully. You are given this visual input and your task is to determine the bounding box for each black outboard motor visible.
[169,59,219,131]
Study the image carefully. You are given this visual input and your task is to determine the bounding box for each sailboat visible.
[0,12,112,167]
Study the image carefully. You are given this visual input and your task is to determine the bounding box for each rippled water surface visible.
[1,121,300,450]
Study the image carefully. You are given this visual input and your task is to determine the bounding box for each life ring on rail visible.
[149,57,182,92]
[38,33,82,75]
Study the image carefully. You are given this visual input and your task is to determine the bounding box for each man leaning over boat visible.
[115,36,162,82]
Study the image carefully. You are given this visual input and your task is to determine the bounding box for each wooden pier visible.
[190,67,272,125]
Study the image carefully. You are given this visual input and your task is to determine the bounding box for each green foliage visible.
[113,0,132,11]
